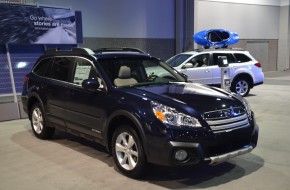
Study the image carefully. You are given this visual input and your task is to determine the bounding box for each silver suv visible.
[167,49,264,96]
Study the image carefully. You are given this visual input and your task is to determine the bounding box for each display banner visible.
[0,4,83,44]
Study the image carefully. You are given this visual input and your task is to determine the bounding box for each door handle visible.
[205,70,210,73]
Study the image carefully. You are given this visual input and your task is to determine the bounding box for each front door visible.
[181,53,212,84]
[65,57,107,139]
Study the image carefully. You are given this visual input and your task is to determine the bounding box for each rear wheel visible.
[231,78,250,96]
[111,125,146,178]
[30,103,55,139]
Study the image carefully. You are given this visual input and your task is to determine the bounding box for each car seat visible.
[202,57,209,66]
[114,66,138,86]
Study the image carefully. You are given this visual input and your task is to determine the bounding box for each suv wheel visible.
[30,103,55,139]
[231,78,250,96]
[111,125,146,178]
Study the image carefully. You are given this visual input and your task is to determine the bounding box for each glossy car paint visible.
[22,51,258,168]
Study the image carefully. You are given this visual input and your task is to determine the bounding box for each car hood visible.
[135,82,243,114]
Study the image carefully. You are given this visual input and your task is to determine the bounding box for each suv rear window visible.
[212,53,235,65]
[234,53,251,62]
[33,58,52,77]
[47,57,75,82]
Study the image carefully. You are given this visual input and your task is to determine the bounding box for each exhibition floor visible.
[0,70,290,190]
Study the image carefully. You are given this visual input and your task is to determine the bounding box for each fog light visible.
[174,149,188,161]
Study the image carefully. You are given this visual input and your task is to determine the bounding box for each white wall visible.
[281,0,290,6]
[199,0,281,6]
[277,3,290,70]
[36,0,175,39]
[195,0,280,39]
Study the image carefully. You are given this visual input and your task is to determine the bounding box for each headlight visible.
[232,93,252,118]
[243,98,252,118]
[151,101,202,128]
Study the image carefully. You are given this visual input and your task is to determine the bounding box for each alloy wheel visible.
[235,80,249,96]
[115,132,139,170]
[32,107,43,134]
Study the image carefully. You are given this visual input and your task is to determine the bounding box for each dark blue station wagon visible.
[22,47,259,178]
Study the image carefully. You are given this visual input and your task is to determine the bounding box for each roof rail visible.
[228,47,245,51]
[94,47,146,54]
[185,47,245,52]
[73,47,95,55]
[45,47,95,55]
[185,48,205,52]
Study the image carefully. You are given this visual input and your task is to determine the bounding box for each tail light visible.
[254,63,262,68]
[23,76,29,84]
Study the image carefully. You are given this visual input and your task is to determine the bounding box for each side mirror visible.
[182,63,193,69]
[217,56,229,67]
[82,79,100,90]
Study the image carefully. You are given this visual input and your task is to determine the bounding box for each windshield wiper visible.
[129,82,171,87]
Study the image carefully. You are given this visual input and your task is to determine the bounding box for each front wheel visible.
[111,125,146,178]
[231,78,250,96]
[30,103,55,139]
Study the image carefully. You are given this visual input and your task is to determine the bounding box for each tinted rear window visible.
[212,53,235,65]
[33,58,52,77]
[234,53,251,62]
[47,57,75,82]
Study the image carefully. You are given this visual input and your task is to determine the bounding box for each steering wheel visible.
[147,74,159,81]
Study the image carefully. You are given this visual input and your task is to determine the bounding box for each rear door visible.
[65,57,108,139]
[230,53,253,75]
[44,57,75,127]
[211,53,235,85]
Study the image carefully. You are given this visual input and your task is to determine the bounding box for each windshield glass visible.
[98,57,186,87]
[167,54,192,67]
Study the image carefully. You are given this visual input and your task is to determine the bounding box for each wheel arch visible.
[27,93,44,120]
[232,73,254,88]
[105,110,148,155]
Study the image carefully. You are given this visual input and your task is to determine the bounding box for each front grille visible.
[204,107,249,133]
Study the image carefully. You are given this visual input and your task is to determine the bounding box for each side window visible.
[48,57,75,82]
[191,53,210,67]
[33,58,52,76]
[212,53,235,65]
[234,53,252,63]
[73,58,100,85]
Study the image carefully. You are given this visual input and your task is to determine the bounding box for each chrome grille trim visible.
[209,119,249,131]
[204,106,246,120]
[213,124,249,133]
[204,107,250,133]
[206,113,248,125]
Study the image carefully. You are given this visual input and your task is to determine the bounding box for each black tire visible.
[111,125,146,178]
[231,78,250,97]
[30,103,55,139]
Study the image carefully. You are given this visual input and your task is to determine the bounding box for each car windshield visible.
[98,57,186,87]
[167,54,192,67]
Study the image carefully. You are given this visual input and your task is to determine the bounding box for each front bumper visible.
[146,120,259,167]
[205,145,253,165]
